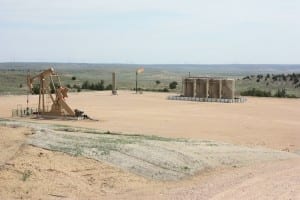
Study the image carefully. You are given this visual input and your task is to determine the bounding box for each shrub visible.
[32,85,40,94]
[169,81,178,89]
[274,88,286,98]
[81,80,112,91]
[240,88,271,97]
[105,84,112,90]
[22,170,32,181]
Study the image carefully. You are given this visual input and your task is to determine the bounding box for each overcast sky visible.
[0,0,300,64]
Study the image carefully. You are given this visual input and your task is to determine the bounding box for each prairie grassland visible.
[1,65,300,97]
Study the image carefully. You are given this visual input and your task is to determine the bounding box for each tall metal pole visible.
[26,70,29,115]
[112,72,117,95]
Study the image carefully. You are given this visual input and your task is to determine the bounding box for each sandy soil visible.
[0,126,299,200]
[1,91,299,199]
[0,126,159,200]
[1,91,299,151]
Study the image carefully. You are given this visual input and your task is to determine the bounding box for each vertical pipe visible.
[112,72,116,95]
[232,79,235,99]
[38,78,41,113]
[219,79,222,99]
[206,78,209,98]
[193,79,197,97]
[42,79,45,113]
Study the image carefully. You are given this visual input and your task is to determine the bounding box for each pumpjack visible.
[27,67,90,119]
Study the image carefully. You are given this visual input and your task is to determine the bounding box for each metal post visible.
[193,79,197,97]
[112,72,117,95]
[219,79,222,99]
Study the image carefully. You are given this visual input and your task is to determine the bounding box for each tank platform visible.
[167,96,247,103]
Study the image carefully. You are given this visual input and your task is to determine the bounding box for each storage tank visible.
[209,79,222,98]
[184,79,194,97]
[196,78,208,98]
[222,79,235,99]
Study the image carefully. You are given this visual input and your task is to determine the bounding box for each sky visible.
[0,0,300,64]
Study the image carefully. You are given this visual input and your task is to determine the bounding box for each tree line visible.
[242,73,300,88]
[240,88,297,98]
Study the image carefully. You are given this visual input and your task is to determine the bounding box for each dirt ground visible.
[1,91,299,151]
[0,91,300,199]
[0,126,299,200]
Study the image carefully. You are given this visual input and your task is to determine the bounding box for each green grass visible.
[236,77,300,97]
[21,170,32,181]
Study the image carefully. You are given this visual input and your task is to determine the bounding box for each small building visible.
[182,77,235,99]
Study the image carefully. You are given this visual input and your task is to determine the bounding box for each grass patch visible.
[21,170,32,181]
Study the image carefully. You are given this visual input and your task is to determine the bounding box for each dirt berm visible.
[1,119,297,181]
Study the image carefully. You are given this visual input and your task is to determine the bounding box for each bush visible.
[142,88,169,92]
[72,76,76,80]
[32,85,40,94]
[169,81,178,89]
[241,88,297,98]
[105,84,112,90]
[240,88,271,97]
[81,80,112,91]
[242,76,250,80]
[274,88,286,98]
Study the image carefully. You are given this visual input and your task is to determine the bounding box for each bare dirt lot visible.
[1,91,300,151]
[0,91,300,199]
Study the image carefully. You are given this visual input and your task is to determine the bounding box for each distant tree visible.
[82,80,90,89]
[155,80,161,85]
[274,88,287,98]
[32,85,40,94]
[162,88,169,92]
[257,74,263,79]
[105,84,112,90]
[169,81,178,89]
[240,88,271,97]
[282,74,287,81]
[293,78,299,85]
[19,83,23,88]
[242,76,250,80]
[81,80,105,90]
[265,74,270,81]
[72,76,76,80]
